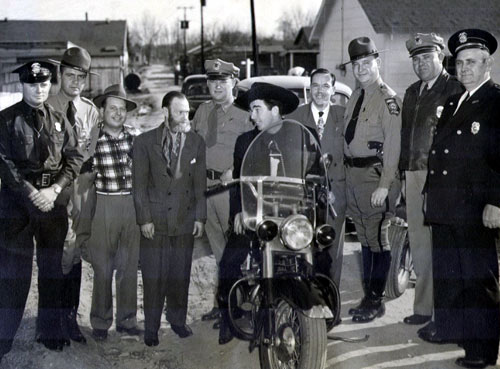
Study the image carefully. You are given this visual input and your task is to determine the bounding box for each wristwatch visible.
[52,184,62,194]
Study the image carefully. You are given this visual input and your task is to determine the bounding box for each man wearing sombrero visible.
[86,85,141,341]
[342,37,402,323]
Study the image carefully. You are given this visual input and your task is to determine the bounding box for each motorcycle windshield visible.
[240,119,329,231]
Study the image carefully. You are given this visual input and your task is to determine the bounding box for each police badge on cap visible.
[12,61,54,84]
[448,29,498,56]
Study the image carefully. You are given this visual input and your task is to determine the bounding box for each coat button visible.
[457,130,462,135]
[443,170,448,175]
[431,150,436,155]
[430,170,435,175]
[444,149,449,154]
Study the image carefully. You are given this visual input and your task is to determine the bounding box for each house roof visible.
[359,0,500,34]
[0,20,127,57]
[310,0,500,41]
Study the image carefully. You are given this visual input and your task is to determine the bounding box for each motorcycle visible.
[226,120,340,369]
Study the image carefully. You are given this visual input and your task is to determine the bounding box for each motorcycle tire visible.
[385,221,412,299]
[259,299,327,369]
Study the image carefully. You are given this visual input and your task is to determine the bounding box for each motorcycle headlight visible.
[256,219,278,241]
[316,224,336,248]
[280,215,313,251]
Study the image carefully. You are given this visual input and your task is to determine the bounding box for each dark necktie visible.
[317,111,325,140]
[345,89,365,145]
[32,109,44,137]
[67,101,76,128]
[165,132,182,177]
[205,105,219,148]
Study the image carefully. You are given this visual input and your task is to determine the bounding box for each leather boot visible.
[349,247,373,315]
[63,263,86,344]
[218,309,234,345]
[66,310,86,344]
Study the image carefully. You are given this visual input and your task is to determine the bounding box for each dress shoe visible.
[418,328,457,344]
[403,314,431,325]
[171,324,193,338]
[201,307,220,321]
[144,332,159,347]
[65,313,87,344]
[352,301,385,323]
[92,329,108,341]
[218,322,233,345]
[455,356,497,369]
[212,318,221,330]
[39,337,64,352]
[348,296,370,315]
[417,321,435,336]
[116,326,141,336]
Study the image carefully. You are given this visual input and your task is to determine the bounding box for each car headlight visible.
[280,215,313,251]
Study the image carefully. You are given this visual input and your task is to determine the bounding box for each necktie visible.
[205,105,218,148]
[317,111,325,140]
[67,101,76,128]
[32,109,43,137]
[454,92,470,116]
[419,82,428,96]
[166,132,182,177]
[345,89,365,145]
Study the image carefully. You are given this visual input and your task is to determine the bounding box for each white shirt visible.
[311,103,330,126]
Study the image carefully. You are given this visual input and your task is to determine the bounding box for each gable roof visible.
[0,20,127,57]
[359,0,500,34]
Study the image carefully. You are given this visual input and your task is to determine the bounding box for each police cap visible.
[205,59,239,80]
[448,29,497,56]
[406,33,445,57]
[12,61,54,84]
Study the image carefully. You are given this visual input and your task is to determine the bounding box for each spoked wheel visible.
[259,299,326,369]
[385,219,413,299]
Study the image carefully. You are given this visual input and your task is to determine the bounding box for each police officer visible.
[40,46,100,344]
[423,29,500,369]
[192,59,252,323]
[343,37,401,323]
[399,33,463,327]
[0,61,83,358]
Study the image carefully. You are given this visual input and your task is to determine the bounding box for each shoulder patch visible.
[385,97,400,116]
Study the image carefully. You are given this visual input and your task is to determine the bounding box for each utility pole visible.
[200,0,206,73]
[178,6,194,77]
[250,0,259,76]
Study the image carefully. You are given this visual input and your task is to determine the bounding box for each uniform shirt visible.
[48,93,100,162]
[0,100,83,196]
[93,128,134,192]
[192,100,251,172]
[344,77,402,188]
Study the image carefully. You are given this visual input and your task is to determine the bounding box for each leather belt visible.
[207,169,223,180]
[96,190,131,196]
[344,155,382,168]
[26,172,58,189]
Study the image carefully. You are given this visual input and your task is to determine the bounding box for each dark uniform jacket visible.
[0,100,82,197]
[400,70,463,171]
[133,124,207,236]
[425,80,500,225]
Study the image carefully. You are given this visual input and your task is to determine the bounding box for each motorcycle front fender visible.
[268,274,338,320]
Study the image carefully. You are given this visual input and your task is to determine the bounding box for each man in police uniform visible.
[423,29,500,369]
[39,46,100,344]
[0,61,83,358]
[399,33,463,327]
[287,68,346,292]
[343,37,401,323]
[192,59,252,323]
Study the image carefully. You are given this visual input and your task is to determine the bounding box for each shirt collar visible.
[311,102,330,120]
[468,77,491,97]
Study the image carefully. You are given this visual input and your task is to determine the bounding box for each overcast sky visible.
[1,0,323,38]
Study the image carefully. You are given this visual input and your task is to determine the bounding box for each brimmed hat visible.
[205,59,239,79]
[12,61,55,83]
[235,82,299,115]
[448,29,497,56]
[343,37,385,65]
[93,84,137,112]
[50,47,99,76]
[406,33,445,57]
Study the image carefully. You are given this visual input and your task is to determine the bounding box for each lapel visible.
[433,80,492,145]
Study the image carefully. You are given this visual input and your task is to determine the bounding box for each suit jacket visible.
[287,103,346,213]
[132,125,207,236]
[425,79,500,225]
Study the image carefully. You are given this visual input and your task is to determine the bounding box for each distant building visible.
[310,0,500,95]
[0,19,129,97]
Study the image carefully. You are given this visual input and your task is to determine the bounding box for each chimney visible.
[85,12,88,21]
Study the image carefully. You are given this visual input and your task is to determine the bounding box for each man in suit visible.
[133,91,206,347]
[399,33,463,327]
[423,29,500,369]
[287,68,346,291]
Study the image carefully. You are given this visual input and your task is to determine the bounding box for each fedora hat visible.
[50,47,99,76]
[235,82,299,115]
[343,37,386,65]
[93,84,137,112]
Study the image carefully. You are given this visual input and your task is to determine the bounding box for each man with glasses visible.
[342,37,402,323]
[40,47,100,345]
[192,59,251,325]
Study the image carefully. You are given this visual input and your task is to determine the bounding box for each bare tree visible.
[131,11,165,64]
[277,5,316,42]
